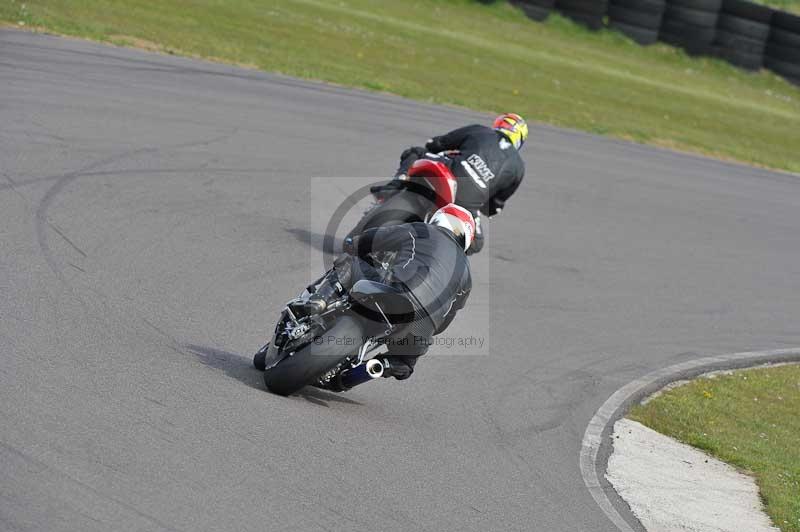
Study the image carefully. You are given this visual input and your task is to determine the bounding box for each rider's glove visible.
[425,137,444,153]
[483,198,504,218]
[342,236,356,256]
[400,146,427,162]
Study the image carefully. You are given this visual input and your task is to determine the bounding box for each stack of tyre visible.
[765,11,800,83]
[660,0,722,55]
[554,0,609,30]
[511,0,556,21]
[608,0,667,45]
[712,0,773,70]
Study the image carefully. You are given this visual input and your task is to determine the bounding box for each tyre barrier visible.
[555,0,610,30]
[509,0,800,85]
[511,0,556,21]
[660,0,723,55]
[711,0,773,70]
[766,11,800,84]
[608,0,667,44]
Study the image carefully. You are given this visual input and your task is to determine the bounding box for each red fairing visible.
[407,159,457,208]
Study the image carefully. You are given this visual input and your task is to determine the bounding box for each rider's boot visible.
[288,296,327,317]
[370,177,406,202]
[289,276,344,318]
[328,356,407,392]
[380,356,414,380]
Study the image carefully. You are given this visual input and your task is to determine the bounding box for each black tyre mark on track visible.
[34,132,236,283]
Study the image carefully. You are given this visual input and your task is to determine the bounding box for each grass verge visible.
[1,0,799,172]
[756,0,800,14]
[629,364,800,532]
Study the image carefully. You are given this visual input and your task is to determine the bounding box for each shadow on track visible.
[184,344,265,391]
[284,227,341,255]
[184,344,362,406]
[295,387,362,407]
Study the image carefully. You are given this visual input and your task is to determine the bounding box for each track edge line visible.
[579,348,800,532]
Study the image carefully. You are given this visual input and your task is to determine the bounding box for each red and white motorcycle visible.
[347,153,458,238]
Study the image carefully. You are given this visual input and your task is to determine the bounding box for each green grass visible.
[754,0,800,14]
[630,364,800,532]
[2,0,799,172]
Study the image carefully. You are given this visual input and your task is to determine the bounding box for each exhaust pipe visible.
[365,358,385,378]
[338,358,385,389]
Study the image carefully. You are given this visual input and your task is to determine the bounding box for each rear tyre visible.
[346,188,428,241]
[253,345,268,371]
[263,315,365,396]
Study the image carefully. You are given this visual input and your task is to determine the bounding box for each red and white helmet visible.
[428,204,476,251]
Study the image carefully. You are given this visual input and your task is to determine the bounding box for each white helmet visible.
[428,203,476,251]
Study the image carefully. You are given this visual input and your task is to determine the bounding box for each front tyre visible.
[263,315,365,396]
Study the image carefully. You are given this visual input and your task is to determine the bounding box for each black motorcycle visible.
[253,260,417,396]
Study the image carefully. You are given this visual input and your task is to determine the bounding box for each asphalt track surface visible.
[2,29,800,532]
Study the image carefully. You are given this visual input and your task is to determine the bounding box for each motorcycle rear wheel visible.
[347,188,429,240]
[263,315,366,396]
[253,343,268,371]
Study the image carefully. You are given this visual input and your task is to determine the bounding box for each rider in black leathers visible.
[385,113,528,254]
[346,218,472,380]
[297,205,474,382]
